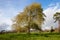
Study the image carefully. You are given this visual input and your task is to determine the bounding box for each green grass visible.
[0,32,60,40]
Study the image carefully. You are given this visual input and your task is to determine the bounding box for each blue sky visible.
[0,0,60,18]
[0,0,60,30]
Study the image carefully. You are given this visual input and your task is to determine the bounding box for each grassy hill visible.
[0,32,60,40]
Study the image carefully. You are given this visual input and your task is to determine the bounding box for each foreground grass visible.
[0,32,60,40]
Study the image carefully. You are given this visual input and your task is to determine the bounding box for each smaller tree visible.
[53,12,60,32]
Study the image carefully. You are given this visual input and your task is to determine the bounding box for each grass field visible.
[0,32,60,40]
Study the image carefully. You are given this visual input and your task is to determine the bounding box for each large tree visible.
[12,3,46,33]
[53,12,60,32]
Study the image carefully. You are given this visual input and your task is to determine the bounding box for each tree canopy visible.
[12,3,46,33]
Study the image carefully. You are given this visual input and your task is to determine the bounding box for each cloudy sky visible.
[0,0,60,30]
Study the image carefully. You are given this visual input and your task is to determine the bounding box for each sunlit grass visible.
[0,32,60,40]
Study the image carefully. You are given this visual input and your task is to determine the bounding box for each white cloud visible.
[42,3,60,30]
[0,13,12,31]
[0,15,12,25]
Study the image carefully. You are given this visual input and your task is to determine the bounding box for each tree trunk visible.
[58,20,60,33]
[27,26,30,34]
[27,11,31,34]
